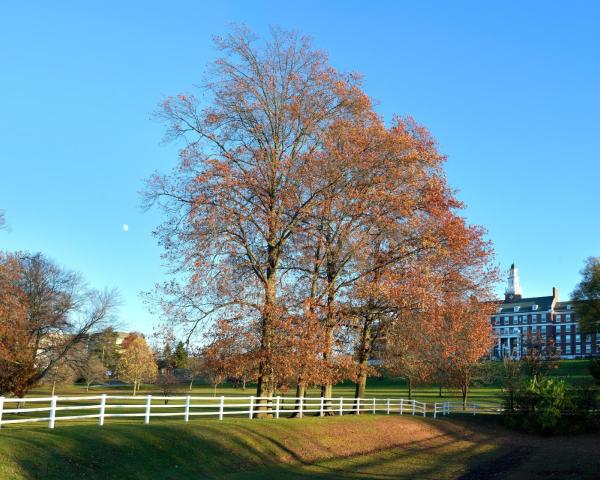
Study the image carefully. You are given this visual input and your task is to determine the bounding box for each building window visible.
[566,335,571,343]
[556,325,562,333]
[542,313,547,322]
[576,334,581,343]
[566,345,572,354]
[566,314,571,321]
[576,345,581,354]
[555,314,560,322]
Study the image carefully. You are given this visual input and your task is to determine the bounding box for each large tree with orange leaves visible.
[147,26,498,406]
[145,27,371,410]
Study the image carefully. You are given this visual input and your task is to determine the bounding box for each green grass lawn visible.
[0,361,596,479]
[1,360,590,428]
[1,414,599,479]
[20,359,593,406]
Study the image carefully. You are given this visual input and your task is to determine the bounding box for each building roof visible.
[553,301,574,312]
[495,295,555,314]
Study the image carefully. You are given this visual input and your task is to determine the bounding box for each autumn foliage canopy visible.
[145,27,498,406]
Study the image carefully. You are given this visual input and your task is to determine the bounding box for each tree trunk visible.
[189,379,193,391]
[320,323,335,415]
[256,262,277,418]
[51,380,56,397]
[320,253,336,409]
[408,377,413,400]
[353,314,373,413]
[462,384,468,410]
[292,383,306,418]
[438,385,442,397]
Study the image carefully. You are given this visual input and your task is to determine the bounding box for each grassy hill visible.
[1,415,599,479]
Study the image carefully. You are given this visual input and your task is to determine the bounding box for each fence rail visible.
[432,400,504,418]
[0,395,434,429]
[0,395,508,429]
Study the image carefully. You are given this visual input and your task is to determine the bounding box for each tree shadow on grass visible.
[2,415,597,480]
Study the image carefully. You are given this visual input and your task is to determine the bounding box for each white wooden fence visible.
[432,400,504,418]
[0,395,429,429]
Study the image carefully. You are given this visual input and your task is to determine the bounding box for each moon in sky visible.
[122,224,129,232]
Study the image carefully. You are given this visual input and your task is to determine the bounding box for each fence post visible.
[184,395,191,422]
[372,398,376,414]
[356,398,360,415]
[412,399,415,416]
[319,396,324,417]
[386,398,390,415]
[299,396,304,418]
[99,394,107,426]
[249,396,254,419]
[144,395,152,424]
[49,396,57,429]
[423,402,426,417]
[473,403,477,416]
[339,397,343,416]
[219,396,225,420]
[275,396,280,419]
[433,402,437,419]
[400,398,403,415]
[0,397,4,429]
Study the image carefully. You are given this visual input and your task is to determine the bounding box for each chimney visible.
[552,287,559,300]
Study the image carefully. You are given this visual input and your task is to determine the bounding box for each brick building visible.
[491,264,599,359]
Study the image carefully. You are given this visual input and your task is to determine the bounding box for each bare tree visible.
[0,252,119,396]
[77,350,107,391]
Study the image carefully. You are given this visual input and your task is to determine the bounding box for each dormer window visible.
[497,307,502,314]
[566,304,572,311]
[514,306,520,312]
[532,304,539,311]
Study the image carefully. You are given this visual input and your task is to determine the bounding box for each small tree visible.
[187,354,203,391]
[499,356,524,412]
[43,361,76,396]
[155,370,180,404]
[384,313,433,400]
[572,257,600,334]
[433,299,495,409]
[117,335,157,395]
[173,341,188,369]
[522,333,560,379]
[78,353,107,391]
[90,328,120,374]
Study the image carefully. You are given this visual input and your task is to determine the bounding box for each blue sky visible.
[1,1,598,333]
